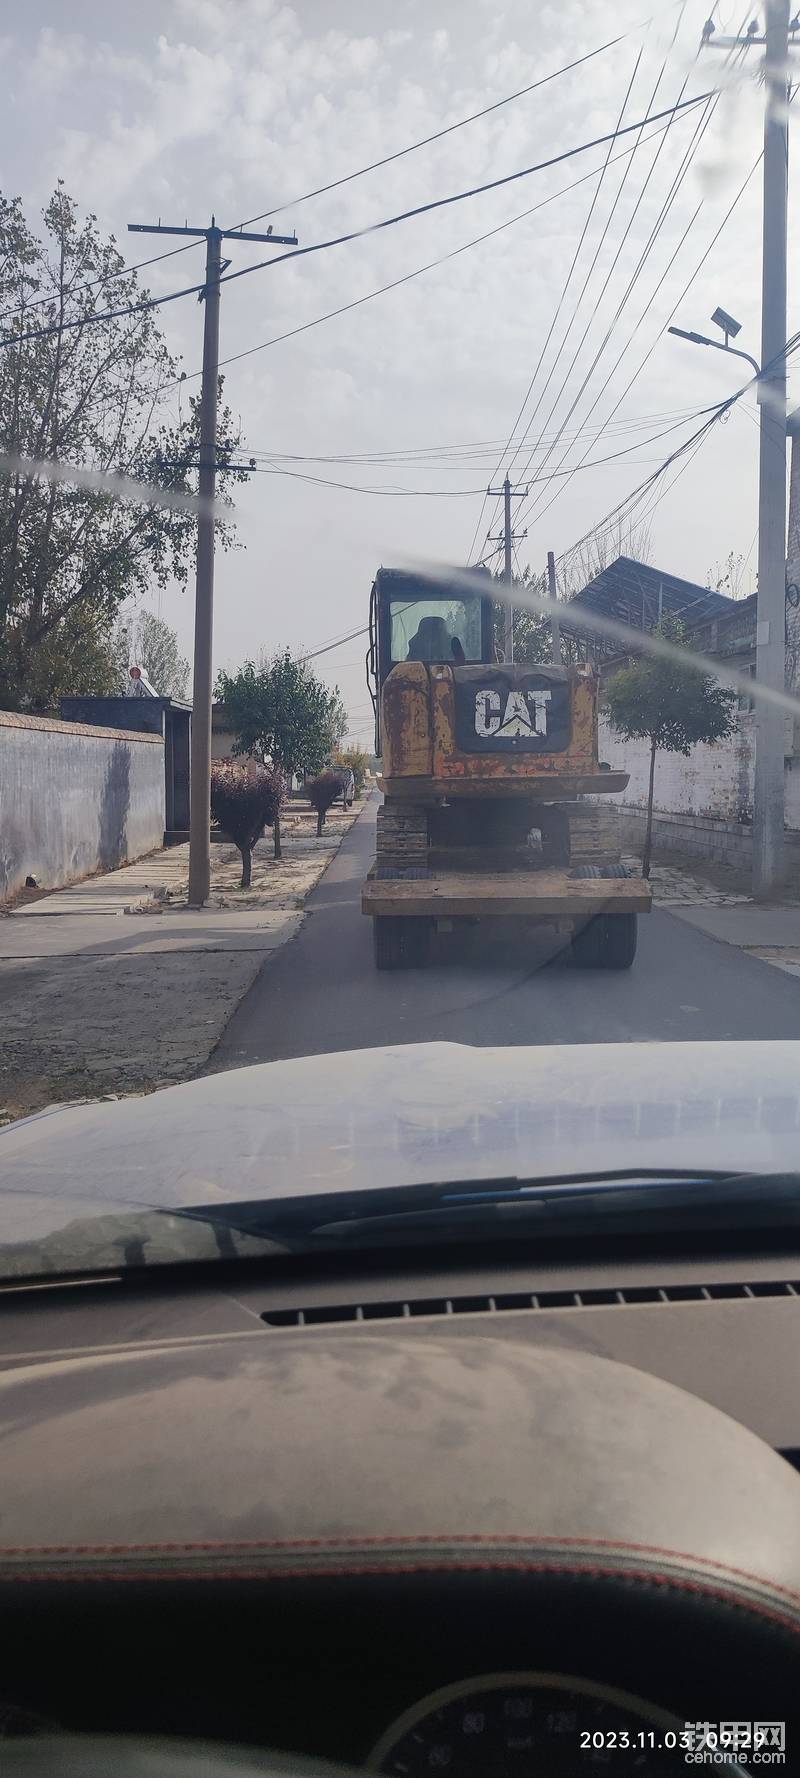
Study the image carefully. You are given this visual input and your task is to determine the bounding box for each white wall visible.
[599,712,800,832]
[598,712,757,823]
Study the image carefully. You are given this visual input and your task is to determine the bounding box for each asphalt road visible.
[208,794,800,1069]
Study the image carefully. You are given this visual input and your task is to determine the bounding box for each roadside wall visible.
[0,711,165,902]
[596,710,800,869]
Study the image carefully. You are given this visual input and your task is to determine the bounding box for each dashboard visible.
[1,1242,800,1774]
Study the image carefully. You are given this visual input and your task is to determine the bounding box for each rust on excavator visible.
[382,663,601,788]
[381,662,432,779]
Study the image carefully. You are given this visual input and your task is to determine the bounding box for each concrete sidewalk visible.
[0,798,368,1122]
[670,902,800,980]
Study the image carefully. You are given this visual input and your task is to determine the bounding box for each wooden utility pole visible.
[127,215,298,905]
[487,475,528,662]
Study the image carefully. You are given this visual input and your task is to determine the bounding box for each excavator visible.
[363,566,652,970]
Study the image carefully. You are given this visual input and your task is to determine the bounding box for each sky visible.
[2,0,795,744]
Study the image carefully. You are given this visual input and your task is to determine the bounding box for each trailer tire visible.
[570,911,637,970]
[373,916,431,970]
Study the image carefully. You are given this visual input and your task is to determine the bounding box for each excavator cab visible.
[367,567,494,755]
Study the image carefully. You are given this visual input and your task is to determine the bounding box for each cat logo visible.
[475,687,552,740]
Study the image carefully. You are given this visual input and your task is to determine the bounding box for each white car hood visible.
[2,1041,800,1261]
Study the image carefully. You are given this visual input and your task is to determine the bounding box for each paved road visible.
[208,795,800,1069]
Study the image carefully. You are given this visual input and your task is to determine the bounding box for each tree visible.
[112,609,189,698]
[491,566,552,664]
[210,761,283,888]
[565,518,653,596]
[0,186,250,712]
[307,771,344,835]
[707,549,747,598]
[604,621,737,878]
[215,650,347,858]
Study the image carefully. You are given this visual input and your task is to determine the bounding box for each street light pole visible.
[753,0,789,897]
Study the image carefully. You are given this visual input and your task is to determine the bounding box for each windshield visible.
[2,1,800,1289]
[390,597,483,663]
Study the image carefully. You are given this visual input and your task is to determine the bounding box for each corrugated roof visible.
[565,555,738,633]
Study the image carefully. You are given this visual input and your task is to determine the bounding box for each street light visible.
[667,313,761,378]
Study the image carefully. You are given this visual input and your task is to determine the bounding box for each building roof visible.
[564,556,738,636]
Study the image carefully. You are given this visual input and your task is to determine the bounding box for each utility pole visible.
[487,475,528,662]
[127,215,298,905]
[547,550,562,664]
[702,0,790,897]
[754,0,789,897]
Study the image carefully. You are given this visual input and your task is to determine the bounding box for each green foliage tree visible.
[112,609,189,698]
[604,622,737,879]
[491,567,551,665]
[210,761,284,888]
[0,185,249,711]
[215,650,347,858]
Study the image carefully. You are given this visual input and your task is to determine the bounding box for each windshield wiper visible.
[169,1167,800,1253]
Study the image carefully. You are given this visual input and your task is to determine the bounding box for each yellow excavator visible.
[363,567,651,970]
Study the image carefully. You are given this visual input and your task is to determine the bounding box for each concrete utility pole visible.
[753,0,789,896]
[487,475,528,662]
[700,0,790,896]
[547,550,562,664]
[127,216,298,905]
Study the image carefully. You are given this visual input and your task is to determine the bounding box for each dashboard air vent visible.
[261,1277,800,1328]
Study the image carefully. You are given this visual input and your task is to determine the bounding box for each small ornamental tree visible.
[307,771,343,836]
[210,762,283,887]
[216,650,347,858]
[604,622,737,879]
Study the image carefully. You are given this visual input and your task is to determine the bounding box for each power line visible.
[229,411,712,496]
[171,115,689,391]
[214,91,715,289]
[235,33,632,229]
[0,89,714,356]
[466,46,648,565]
[523,145,763,539]
[516,18,754,537]
[0,20,679,329]
[510,27,708,509]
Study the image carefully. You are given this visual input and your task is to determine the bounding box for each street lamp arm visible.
[667,325,761,377]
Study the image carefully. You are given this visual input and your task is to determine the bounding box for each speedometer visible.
[368,1672,694,1775]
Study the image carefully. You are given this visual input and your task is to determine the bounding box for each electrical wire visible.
[510,21,711,505]
[464,45,648,564]
[234,33,633,229]
[225,411,713,496]
[0,89,713,354]
[170,114,690,391]
[524,145,763,540]
[0,15,684,329]
[517,19,754,537]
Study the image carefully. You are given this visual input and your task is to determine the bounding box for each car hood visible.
[1,1041,800,1273]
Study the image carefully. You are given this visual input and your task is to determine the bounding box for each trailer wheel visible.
[570,912,638,970]
[373,916,431,970]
